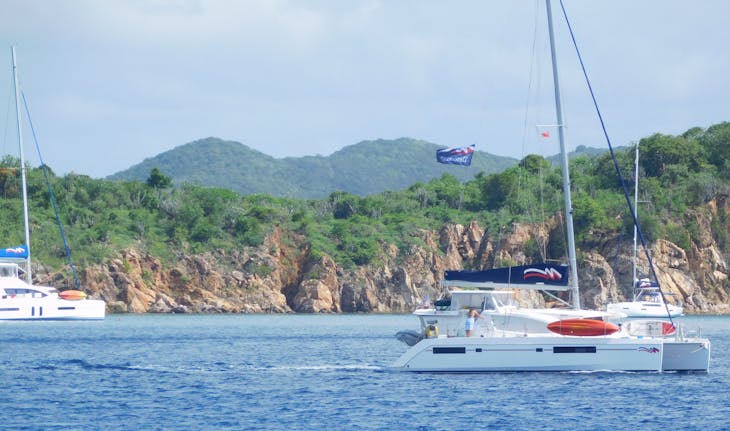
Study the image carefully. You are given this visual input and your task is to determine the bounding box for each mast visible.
[632,145,639,283]
[11,46,33,284]
[545,0,580,309]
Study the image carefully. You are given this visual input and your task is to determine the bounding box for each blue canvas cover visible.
[444,263,569,287]
[0,245,28,259]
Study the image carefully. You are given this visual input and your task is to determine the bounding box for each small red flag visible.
[541,131,550,138]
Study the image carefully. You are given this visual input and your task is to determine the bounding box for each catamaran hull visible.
[391,336,666,372]
[662,340,711,372]
[0,298,106,320]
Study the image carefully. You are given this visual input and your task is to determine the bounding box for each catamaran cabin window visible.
[0,265,18,278]
[4,288,47,298]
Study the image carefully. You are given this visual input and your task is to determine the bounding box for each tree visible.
[592,149,634,190]
[699,122,730,179]
[427,174,464,209]
[329,191,360,219]
[639,134,705,178]
[479,168,520,211]
[519,154,550,174]
[146,168,172,190]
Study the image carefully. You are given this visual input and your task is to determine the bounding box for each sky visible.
[0,0,728,179]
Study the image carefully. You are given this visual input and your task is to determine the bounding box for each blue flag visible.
[436,144,475,166]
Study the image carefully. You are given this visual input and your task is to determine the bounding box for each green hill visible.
[107,137,518,198]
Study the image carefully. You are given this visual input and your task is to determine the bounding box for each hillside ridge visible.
[108,137,606,198]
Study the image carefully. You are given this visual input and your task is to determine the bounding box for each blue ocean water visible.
[1,314,728,430]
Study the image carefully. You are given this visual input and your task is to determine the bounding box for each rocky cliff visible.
[49,197,729,315]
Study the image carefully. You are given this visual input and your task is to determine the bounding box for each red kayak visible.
[547,318,620,336]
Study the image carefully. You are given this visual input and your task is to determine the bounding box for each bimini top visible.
[442,263,570,290]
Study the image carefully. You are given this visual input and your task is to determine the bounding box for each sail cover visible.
[443,263,570,290]
[0,245,28,259]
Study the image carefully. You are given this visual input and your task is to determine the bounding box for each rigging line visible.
[520,0,540,159]
[21,91,81,290]
[533,0,548,235]
[517,1,541,227]
[557,0,674,325]
[518,0,551,246]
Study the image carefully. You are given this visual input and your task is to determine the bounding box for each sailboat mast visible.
[633,145,639,283]
[545,0,580,309]
[11,46,33,284]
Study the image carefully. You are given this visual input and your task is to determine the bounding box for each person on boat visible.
[465,308,481,337]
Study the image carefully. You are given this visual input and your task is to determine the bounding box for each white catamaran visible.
[391,0,710,372]
[0,47,105,320]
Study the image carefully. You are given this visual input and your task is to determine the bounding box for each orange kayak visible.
[547,318,620,336]
[59,290,87,300]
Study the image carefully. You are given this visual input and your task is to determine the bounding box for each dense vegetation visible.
[2,123,729,276]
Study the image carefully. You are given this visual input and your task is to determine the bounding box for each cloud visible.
[1,0,729,178]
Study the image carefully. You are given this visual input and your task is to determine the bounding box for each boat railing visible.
[675,323,703,341]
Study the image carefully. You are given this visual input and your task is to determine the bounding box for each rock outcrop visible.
[38,198,730,314]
